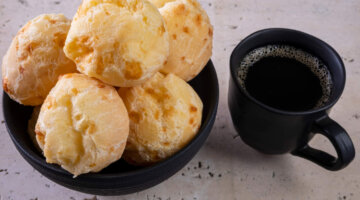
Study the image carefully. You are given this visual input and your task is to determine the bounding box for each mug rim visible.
[230,28,346,116]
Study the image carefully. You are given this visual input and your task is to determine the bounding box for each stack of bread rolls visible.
[2,0,212,176]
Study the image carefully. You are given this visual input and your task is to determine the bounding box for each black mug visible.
[228,28,355,171]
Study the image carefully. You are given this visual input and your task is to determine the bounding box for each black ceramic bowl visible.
[3,60,218,195]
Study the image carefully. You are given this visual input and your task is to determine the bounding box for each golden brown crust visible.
[149,0,213,81]
[1,14,77,106]
[35,73,129,176]
[118,72,202,166]
[64,0,170,87]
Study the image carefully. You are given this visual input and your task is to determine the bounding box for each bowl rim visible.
[3,60,219,181]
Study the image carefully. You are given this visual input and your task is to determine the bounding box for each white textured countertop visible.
[1,0,360,199]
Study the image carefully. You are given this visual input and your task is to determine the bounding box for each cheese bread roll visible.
[2,14,77,106]
[119,72,202,165]
[149,0,213,81]
[64,0,169,87]
[35,73,129,176]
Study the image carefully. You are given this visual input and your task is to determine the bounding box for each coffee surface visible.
[237,45,332,111]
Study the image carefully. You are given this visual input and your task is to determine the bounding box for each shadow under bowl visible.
[2,60,219,195]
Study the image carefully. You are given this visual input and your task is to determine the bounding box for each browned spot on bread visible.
[96,59,105,75]
[74,114,82,121]
[35,130,43,136]
[154,110,160,120]
[189,118,194,124]
[195,14,202,25]
[148,88,171,103]
[2,78,10,93]
[78,65,85,71]
[181,56,185,61]
[97,83,105,88]
[158,25,165,35]
[188,0,199,7]
[175,3,186,15]
[18,22,31,35]
[145,88,155,95]
[97,52,115,75]
[25,42,39,56]
[190,105,197,112]
[163,106,174,116]
[183,26,189,33]
[129,111,141,123]
[172,34,177,40]
[45,97,54,109]
[86,122,96,134]
[163,60,168,65]
[123,61,143,79]
[105,10,110,15]
[110,147,114,152]
[15,40,19,51]
[42,15,57,24]
[101,95,109,101]
[115,1,125,8]
[162,127,167,132]
[35,130,45,144]
[208,28,213,37]
[67,36,94,63]
[203,38,208,43]
[71,88,78,95]
[164,93,171,100]
[89,163,96,167]
[80,36,90,43]
[53,32,67,47]
[163,142,170,146]
[19,66,24,74]
[143,16,148,24]
[127,0,143,12]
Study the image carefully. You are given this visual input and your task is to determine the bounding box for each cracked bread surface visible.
[118,72,202,166]
[35,73,129,176]
[2,14,77,106]
[64,0,170,87]
[149,0,213,81]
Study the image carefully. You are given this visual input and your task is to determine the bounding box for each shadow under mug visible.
[228,28,355,171]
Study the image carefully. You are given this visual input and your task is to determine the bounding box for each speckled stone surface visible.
[0,0,360,200]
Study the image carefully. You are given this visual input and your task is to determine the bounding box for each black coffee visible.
[237,45,332,111]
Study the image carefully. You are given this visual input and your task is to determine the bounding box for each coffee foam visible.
[237,45,333,108]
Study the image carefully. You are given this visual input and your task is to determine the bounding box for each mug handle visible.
[292,115,355,171]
